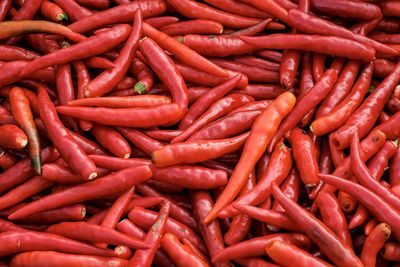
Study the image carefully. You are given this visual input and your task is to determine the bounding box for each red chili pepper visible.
[129,58,154,94]
[272,167,301,210]
[145,129,182,142]
[238,0,288,22]
[40,163,86,184]
[360,223,391,267]
[40,0,68,22]
[75,0,110,10]
[374,110,400,140]
[381,242,400,261]
[8,165,152,220]
[229,19,283,36]
[84,56,115,69]
[0,45,39,61]
[117,127,163,155]
[0,149,18,169]
[127,202,170,267]
[205,92,296,223]
[0,124,28,149]
[54,0,92,21]
[266,240,333,267]
[0,0,11,22]
[84,9,142,97]
[160,19,223,36]
[232,56,280,72]
[144,16,179,28]
[272,183,363,267]
[10,251,127,267]
[91,124,131,158]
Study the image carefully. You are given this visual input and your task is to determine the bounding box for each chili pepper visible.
[9,87,40,174]
[89,155,151,170]
[144,16,179,28]
[241,34,375,61]
[174,94,254,143]
[145,129,182,142]
[289,128,319,187]
[151,165,227,189]
[25,33,59,54]
[212,233,312,262]
[75,0,109,9]
[374,111,400,140]
[153,132,248,166]
[266,240,333,267]
[272,183,363,267]
[319,173,400,239]
[333,61,400,148]
[220,140,292,219]
[272,167,301,211]
[238,0,288,22]
[143,23,228,79]
[0,124,28,149]
[181,34,255,57]
[68,0,166,33]
[205,92,295,223]
[37,86,97,180]
[351,134,400,212]
[311,0,381,20]
[0,149,18,169]
[84,10,142,98]
[370,31,400,45]
[84,56,115,69]
[229,19,282,37]
[286,9,397,58]
[9,0,42,23]
[54,0,92,21]
[178,75,242,130]
[166,0,263,29]
[129,206,206,253]
[0,231,114,257]
[268,62,343,152]
[71,61,92,131]
[204,0,270,19]
[367,141,398,182]
[311,62,374,136]
[40,0,68,22]
[257,50,282,63]
[117,127,163,155]
[68,130,107,155]
[46,221,148,249]
[0,218,26,232]
[232,56,280,72]
[377,18,400,33]
[19,24,131,78]
[127,202,170,267]
[8,165,152,220]
[56,103,182,128]
[40,163,86,184]
[90,124,130,158]
[0,45,39,61]
[360,223,391,267]
[0,0,11,22]
[316,192,352,248]
[129,58,154,94]
[381,242,400,261]
[160,19,223,36]
[11,251,127,267]
[69,95,171,108]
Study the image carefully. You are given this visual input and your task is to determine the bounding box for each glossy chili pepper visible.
[0,0,11,21]
[129,58,154,94]
[19,24,131,78]
[0,45,39,61]
[8,165,152,220]
[161,19,223,36]
[117,127,163,155]
[68,95,171,108]
[40,163,86,184]
[219,140,292,219]
[144,16,179,28]
[173,94,254,143]
[212,233,312,262]
[91,124,131,158]
[84,56,115,69]
[268,62,343,152]
[127,202,170,267]
[229,19,283,36]
[374,110,400,141]
[272,167,301,211]
[10,251,127,267]
[360,223,391,267]
[319,173,400,240]
[153,132,248,166]
[0,124,28,149]
[238,0,288,22]
[145,129,182,142]
[266,240,333,267]
[232,56,280,72]
[0,149,17,169]
[272,183,363,267]
[84,10,142,98]
[40,0,68,22]
[68,1,166,33]
[205,92,296,223]
[312,53,326,82]
[311,62,374,136]
[0,231,114,257]
[289,128,319,187]
[333,61,400,148]
[241,34,375,61]
[54,0,92,21]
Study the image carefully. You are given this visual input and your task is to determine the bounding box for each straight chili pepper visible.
[40,0,68,22]
[360,223,391,267]
[8,165,152,220]
[272,183,363,267]
[130,58,154,94]
[54,0,92,21]
[0,124,28,149]
[144,16,179,28]
[91,124,131,158]
[205,92,296,223]
[101,187,135,230]
[68,95,171,108]
[84,9,142,97]
[117,127,163,155]
[0,45,39,61]
[19,24,131,78]
[160,19,223,36]
[0,149,18,170]
[10,251,127,267]
[40,163,86,184]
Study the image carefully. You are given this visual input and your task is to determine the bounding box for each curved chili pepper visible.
[360,223,391,267]
[84,56,115,69]
[127,202,170,267]
[319,173,400,240]
[0,124,28,149]
[89,155,151,170]
[91,124,131,158]
[289,128,319,187]
[272,167,301,211]
[117,127,163,155]
[19,24,131,78]
[9,165,152,220]
[84,10,142,97]
[144,16,179,28]
[10,251,127,267]
[205,92,296,223]
[40,0,67,22]
[160,19,223,36]
[130,58,154,94]
[46,221,148,249]
[0,231,114,257]
[101,187,134,230]
[68,0,166,33]
[241,34,375,60]
[219,140,292,219]
[9,87,41,174]
[212,233,312,262]
[178,75,242,130]
[272,183,363,267]
[153,132,248,166]
[204,0,270,18]
[0,149,17,169]
[286,9,397,58]
[311,62,374,136]
[333,62,400,148]
[266,240,333,267]
[54,0,92,21]
[229,19,283,36]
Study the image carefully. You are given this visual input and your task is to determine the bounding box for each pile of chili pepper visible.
[1,0,400,266]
